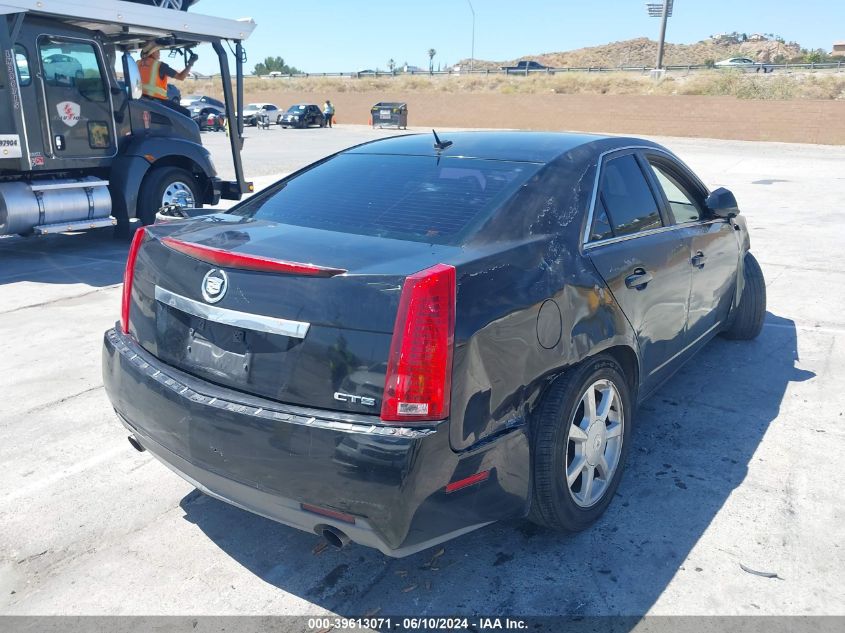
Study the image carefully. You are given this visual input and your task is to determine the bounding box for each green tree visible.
[427,48,436,72]
[254,56,301,76]
[388,58,395,72]
[804,50,823,64]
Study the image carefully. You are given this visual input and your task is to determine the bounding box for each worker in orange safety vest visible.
[137,41,196,117]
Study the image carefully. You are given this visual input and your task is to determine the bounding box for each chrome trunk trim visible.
[154,285,310,339]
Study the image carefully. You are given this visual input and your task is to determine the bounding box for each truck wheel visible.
[722,252,766,340]
[528,356,632,532]
[137,166,201,225]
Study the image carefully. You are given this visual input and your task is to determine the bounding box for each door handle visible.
[625,268,653,290]
[691,251,707,268]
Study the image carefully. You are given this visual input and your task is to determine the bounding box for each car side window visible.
[596,154,662,238]
[647,160,705,223]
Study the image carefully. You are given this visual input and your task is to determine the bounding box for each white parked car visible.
[715,57,757,67]
[241,103,280,126]
[714,57,772,73]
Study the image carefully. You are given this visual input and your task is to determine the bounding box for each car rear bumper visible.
[102,328,530,556]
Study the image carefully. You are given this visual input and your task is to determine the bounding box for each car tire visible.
[722,252,766,340]
[137,166,202,226]
[528,356,632,532]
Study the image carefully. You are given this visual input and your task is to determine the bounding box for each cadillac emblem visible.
[201,269,228,304]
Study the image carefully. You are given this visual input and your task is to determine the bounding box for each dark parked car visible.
[501,60,548,72]
[182,95,225,130]
[277,104,325,128]
[167,84,181,105]
[196,112,225,131]
[103,132,765,557]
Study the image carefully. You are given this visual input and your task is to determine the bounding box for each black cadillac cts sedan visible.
[103,132,765,556]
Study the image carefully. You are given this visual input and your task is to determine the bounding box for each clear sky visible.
[189,0,844,75]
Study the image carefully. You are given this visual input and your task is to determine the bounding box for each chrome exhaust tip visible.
[321,526,350,549]
[127,435,146,453]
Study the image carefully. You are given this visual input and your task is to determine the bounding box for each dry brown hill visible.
[458,37,801,69]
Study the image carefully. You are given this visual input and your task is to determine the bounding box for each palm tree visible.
[388,58,395,73]
[427,48,436,73]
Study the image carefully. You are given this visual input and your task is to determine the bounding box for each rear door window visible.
[230,154,543,245]
[597,153,662,238]
[590,199,614,241]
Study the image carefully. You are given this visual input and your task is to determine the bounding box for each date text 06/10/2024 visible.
[306,617,528,630]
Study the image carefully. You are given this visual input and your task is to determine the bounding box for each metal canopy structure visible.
[0,0,255,43]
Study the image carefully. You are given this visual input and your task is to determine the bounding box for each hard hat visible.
[141,41,161,57]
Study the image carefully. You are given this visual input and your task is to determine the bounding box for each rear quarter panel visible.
[449,142,640,451]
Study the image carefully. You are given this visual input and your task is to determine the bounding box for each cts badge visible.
[201,269,228,303]
[334,392,376,407]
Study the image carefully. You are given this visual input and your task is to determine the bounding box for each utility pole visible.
[646,0,673,77]
[655,0,670,70]
[467,0,475,72]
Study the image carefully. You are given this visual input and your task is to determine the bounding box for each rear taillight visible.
[381,263,456,422]
[121,227,147,335]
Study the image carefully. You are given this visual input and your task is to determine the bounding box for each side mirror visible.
[122,52,142,100]
[705,187,740,218]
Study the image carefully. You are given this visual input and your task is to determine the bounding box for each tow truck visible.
[0,0,254,237]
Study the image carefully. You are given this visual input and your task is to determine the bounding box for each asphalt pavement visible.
[1,126,843,617]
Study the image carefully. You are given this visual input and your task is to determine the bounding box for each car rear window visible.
[229,154,543,245]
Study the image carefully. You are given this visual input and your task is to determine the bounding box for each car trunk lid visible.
[126,217,458,415]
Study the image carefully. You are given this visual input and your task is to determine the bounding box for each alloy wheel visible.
[565,379,624,508]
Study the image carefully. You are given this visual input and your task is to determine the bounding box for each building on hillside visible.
[748,34,768,42]
[832,42,845,57]
[711,33,740,44]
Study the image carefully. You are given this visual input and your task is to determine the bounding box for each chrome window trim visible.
[581,145,712,249]
[583,219,723,250]
[154,286,311,339]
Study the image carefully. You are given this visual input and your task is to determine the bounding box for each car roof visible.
[344,131,615,163]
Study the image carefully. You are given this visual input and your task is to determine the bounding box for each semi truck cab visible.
[0,0,255,237]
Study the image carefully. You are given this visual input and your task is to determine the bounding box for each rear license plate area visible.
[186,323,250,381]
[156,303,251,382]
